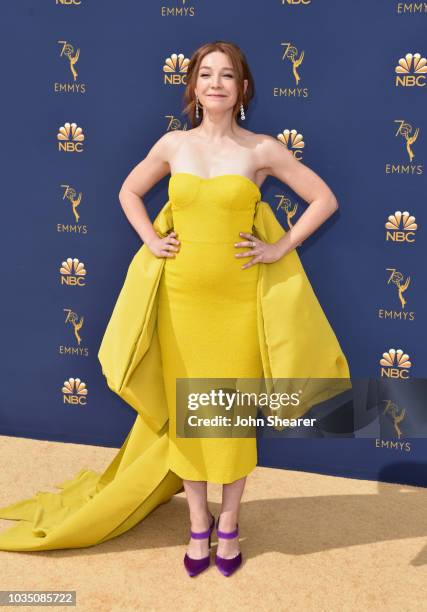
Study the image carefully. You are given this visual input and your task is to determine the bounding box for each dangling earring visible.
[240,103,245,121]
[195,94,200,119]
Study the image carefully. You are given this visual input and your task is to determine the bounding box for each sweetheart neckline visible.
[170,172,261,195]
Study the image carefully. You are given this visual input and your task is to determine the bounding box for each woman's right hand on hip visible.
[147,231,180,258]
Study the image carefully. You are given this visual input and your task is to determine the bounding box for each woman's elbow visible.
[118,185,129,206]
[329,194,339,212]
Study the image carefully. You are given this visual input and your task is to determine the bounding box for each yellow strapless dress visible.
[0,173,351,551]
[159,173,263,483]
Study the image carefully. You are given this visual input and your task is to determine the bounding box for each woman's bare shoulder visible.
[244,129,276,145]
[156,129,184,147]
[235,128,276,152]
[149,129,184,165]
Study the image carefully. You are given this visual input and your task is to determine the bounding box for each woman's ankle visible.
[217,510,239,531]
[189,508,212,530]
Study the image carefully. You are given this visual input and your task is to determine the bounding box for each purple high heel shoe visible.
[183,512,215,577]
[215,517,242,577]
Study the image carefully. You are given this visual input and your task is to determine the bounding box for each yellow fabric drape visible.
[0,199,350,551]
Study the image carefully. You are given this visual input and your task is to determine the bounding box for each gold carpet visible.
[0,434,426,611]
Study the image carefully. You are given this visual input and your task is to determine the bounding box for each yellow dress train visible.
[0,174,350,551]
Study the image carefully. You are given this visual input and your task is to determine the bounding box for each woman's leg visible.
[217,476,247,559]
[183,479,212,560]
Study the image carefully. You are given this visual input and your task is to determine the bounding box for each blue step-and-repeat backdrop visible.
[1,1,426,487]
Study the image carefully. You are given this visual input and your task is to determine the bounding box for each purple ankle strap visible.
[216,522,239,539]
[190,527,211,539]
[190,515,214,539]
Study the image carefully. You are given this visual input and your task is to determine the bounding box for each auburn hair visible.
[182,40,255,128]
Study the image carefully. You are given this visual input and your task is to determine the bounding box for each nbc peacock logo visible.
[60,257,87,286]
[62,377,88,405]
[163,52,190,85]
[395,52,427,87]
[277,129,305,160]
[385,211,417,243]
[57,122,85,152]
[380,348,411,378]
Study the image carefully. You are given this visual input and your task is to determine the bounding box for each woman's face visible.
[194,50,247,115]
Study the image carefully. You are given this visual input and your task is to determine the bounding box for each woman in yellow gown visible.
[0,41,350,576]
